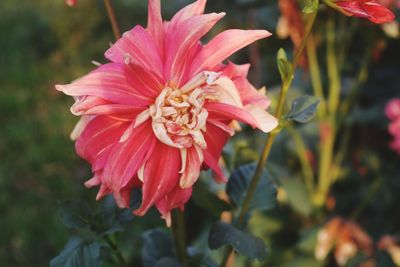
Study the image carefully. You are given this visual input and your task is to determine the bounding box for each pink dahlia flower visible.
[65,0,77,7]
[335,0,395,24]
[56,0,277,224]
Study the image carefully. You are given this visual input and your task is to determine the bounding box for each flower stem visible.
[103,235,128,267]
[172,209,189,266]
[219,8,319,267]
[104,0,121,40]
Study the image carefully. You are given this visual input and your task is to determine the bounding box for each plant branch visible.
[172,209,189,266]
[104,0,121,40]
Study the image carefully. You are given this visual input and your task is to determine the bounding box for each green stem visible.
[287,125,314,194]
[219,8,319,267]
[172,209,189,266]
[104,0,121,40]
[315,17,340,207]
[326,18,341,115]
[306,34,326,118]
[103,235,128,267]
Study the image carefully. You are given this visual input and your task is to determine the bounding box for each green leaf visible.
[58,200,93,230]
[277,48,293,82]
[192,180,231,217]
[227,164,277,212]
[142,229,175,267]
[50,236,101,267]
[280,177,312,216]
[285,95,320,123]
[303,0,319,14]
[209,221,268,261]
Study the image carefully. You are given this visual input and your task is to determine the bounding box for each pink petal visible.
[71,95,144,116]
[179,146,203,188]
[206,102,277,133]
[56,63,152,106]
[105,25,164,78]
[244,104,278,133]
[208,77,243,107]
[147,0,164,55]
[164,12,226,85]
[202,123,230,183]
[190,29,272,76]
[134,142,182,216]
[124,63,164,98]
[75,116,129,165]
[102,121,157,207]
[221,62,271,109]
[170,0,207,22]
[155,186,193,225]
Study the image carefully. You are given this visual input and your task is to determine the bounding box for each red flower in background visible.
[335,0,395,24]
[57,0,277,224]
[65,0,77,7]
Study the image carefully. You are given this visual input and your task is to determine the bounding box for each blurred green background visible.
[1,0,400,266]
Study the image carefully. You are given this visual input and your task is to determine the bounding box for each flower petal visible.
[105,25,164,77]
[190,29,271,76]
[206,102,278,133]
[171,0,207,22]
[56,63,152,106]
[147,0,164,54]
[179,145,204,188]
[202,123,230,183]
[164,12,226,85]
[134,142,181,216]
[102,121,157,207]
[75,116,129,166]
[221,62,271,109]
[155,186,193,226]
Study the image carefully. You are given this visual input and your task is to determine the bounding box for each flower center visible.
[149,86,208,149]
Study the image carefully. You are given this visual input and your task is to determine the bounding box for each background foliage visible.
[0,0,399,266]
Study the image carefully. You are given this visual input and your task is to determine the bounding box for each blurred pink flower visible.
[56,0,277,224]
[385,99,400,154]
[335,0,395,24]
[65,0,77,7]
[385,98,400,120]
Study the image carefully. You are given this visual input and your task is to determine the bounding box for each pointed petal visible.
[171,0,207,22]
[221,62,271,109]
[207,76,243,107]
[134,142,181,216]
[105,25,164,77]
[56,63,152,106]
[190,29,271,75]
[164,12,225,85]
[206,102,278,133]
[75,116,129,165]
[155,186,192,224]
[202,123,229,183]
[71,95,145,116]
[147,0,164,53]
[124,62,164,98]
[244,104,278,133]
[102,121,157,207]
[179,145,203,188]
[70,116,93,141]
